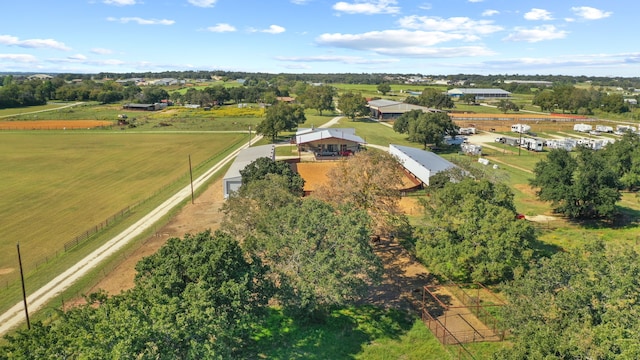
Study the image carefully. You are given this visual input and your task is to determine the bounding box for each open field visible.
[0,103,79,118]
[0,131,245,290]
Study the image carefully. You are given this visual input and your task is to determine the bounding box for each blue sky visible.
[1,0,636,76]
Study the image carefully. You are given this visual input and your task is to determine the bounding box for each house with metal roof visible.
[295,128,365,157]
[447,88,511,100]
[389,144,459,186]
[222,144,275,199]
[367,99,440,121]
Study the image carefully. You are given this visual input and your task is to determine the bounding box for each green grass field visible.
[0,131,245,288]
[0,102,79,118]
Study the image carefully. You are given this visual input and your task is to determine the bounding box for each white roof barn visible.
[389,144,459,186]
[222,144,275,199]
[447,88,511,99]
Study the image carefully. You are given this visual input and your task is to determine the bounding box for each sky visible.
[1,0,637,77]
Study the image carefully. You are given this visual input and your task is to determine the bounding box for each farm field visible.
[0,131,245,291]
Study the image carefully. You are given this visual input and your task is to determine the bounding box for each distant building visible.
[367,99,441,121]
[27,74,53,81]
[447,88,511,100]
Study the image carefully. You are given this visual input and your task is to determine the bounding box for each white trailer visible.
[573,123,593,133]
[615,124,637,135]
[458,127,477,135]
[461,143,482,155]
[521,137,544,152]
[595,125,613,133]
[511,124,530,134]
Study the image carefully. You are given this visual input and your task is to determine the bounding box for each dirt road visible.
[0,135,262,336]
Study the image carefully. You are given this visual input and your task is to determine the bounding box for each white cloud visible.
[0,35,70,51]
[504,25,567,43]
[418,3,432,10]
[91,48,113,55]
[524,8,553,21]
[316,30,495,58]
[188,0,217,7]
[276,55,398,64]
[68,54,87,61]
[103,0,137,5]
[482,53,640,72]
[333,0,400,15]
[482,9,499,17]
[0,54,38,62]
[398,15,503,35]
[290,0,310,4]
[571,6,612,20]
[207,23,236,32]
[107,17,175,25]
[254,25,286,34]
[468,0,483,2]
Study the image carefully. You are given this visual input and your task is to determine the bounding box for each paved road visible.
[0,133,263,336]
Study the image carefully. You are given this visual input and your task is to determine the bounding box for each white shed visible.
[389,144,458,186]
[222,144,275,199]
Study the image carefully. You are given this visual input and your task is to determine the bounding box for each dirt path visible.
[0,136,261,336]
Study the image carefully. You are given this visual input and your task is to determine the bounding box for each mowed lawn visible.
[0,131,244,281]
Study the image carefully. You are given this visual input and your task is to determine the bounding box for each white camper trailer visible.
[511,124,531,134]
[573,123,593,133]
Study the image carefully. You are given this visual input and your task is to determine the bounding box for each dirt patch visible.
[513,183,537,196]
[0,120,113,130]
[0,268,14,276]
[65,177,226,308]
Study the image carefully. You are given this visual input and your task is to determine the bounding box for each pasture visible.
[0,131,245,296]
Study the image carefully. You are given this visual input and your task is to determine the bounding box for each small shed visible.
[222,144,275,199]
[389,144,459,186]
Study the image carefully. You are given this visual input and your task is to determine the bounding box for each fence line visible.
[422,309,476,360]
[1,137,243,292]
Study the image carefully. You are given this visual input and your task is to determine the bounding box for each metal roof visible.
[367,99,402,108]
[296,128,365,144]
[376,103,439,114]
[389,144,457,180]
[447,88,511,95]
[223,144,275,181]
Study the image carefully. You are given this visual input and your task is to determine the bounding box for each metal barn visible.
[389,144,458,186]
[222,144,275,199]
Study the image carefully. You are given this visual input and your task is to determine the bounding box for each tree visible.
[141,86,169,103]
[461,93,477,105]
[393,110,459,149]
[239,157,305,196]
[496,240,640,359]
[300,84,336,115]
[313,150,409,235]
[256,102,306,141]
[377,83,391,95]
[532,89,556,112]
[204,84,230,105]
[497,99,520,113]
[244,199,382,319]
[601,131,640,190]
[338,91,368,120]
[418,88,454,109]
[415,179,537,284]
[0,231,273,359]
[530,147,621,219]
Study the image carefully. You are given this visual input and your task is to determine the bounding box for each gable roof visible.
[368,99,402,109]
[389,144,457,184]
[223,144,275,181]
[296,128,365,144]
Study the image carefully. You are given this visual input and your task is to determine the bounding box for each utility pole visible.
[188,155,194,204]
[17,243,30,330]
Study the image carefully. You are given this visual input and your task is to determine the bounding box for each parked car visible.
[315,150,337,157]
[339,149,353,156]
